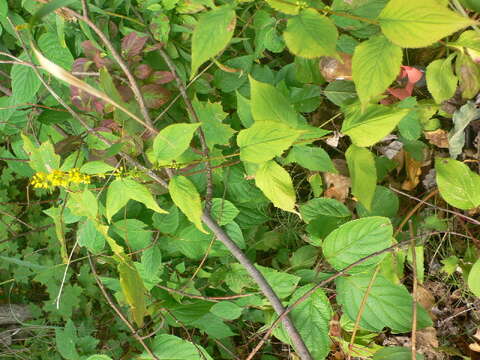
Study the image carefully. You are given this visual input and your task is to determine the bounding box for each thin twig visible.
[87,254,159,360]
[155,284,255,302]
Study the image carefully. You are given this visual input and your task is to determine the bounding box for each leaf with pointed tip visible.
[153,123,200,164]
[346,145,377,211]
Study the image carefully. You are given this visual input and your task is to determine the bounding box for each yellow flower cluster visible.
[31,168,91,189]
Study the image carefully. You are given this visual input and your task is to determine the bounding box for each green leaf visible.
[106,178,167,221]
[236,91,254,128]
[273,285,332,360]
[300,197,351,223]
[191,6,236,77]
[38,32,73,69]
[118,261,147,327]
[435,157,480,210]
[210,301,243,320]
[352,35,402,106]
[86,356,113,360]
[153,123,200,164]
[237,121,300,163]
[80,161,115,174]
[323,217,392,273]
[68,189,98,219]
[285,145,337,173]
[22,135,60,173]
[250,77,299,127]
[448,102,480,158]
[356,186,399,218]
[11,54,42,104]
[255,160,296,212]
[77,219,105,254]
[324,80,357,107]
[468,259,480,297]
[169,175,207,233]
[210,198,239,226]
[341,104,409,146]
[258,265,300,299]
[373,347,424,360]
[193,98,235,149]
[140,334,213,360]
[141,245,162,281]
[55,319,79,360]
[112,219,152,251]
[283,9,338,59]
[345,144,377,210]
[265,0,302,15]
[337,272,432,333]
[378,0,475,48]
[426,54,458,104]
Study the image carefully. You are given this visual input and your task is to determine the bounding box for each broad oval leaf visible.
[80,161,115,174]
[300,197,351,223]
[153,123,200,164]
[373,347,424,360]
[345,145,377,211]
[322,217,392,273]
[352,35,402,106]
[169,175,207,233]
[86,356,113,360]
[237,121,300,163]
[284,9,338,59]
[210,198,239,226]
[273,285,332,360]
[426,54,458,104]
[378,0,475,48]
[255,160,296,212]
[336,272,432,333]
[118,261,147,327]
[250,77,299,127]
[435,157,480,210]
[106,178,167,221]
[341,104,409,147]
[191,6,236,77]
[285,145,337,173]
[265,0,301,15]
[140,334,213,360]
[468,258,480,297]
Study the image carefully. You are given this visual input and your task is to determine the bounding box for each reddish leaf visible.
[134,64,153,79]
[81,40,111,68]
[116,84,134,103]
[388,66,424,100]
[121,32,149,59]
[141,84,171,109]
[151,71,175,84]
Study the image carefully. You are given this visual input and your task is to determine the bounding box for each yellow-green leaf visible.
[191,6,236,77]
[426,54,458,104]
[283,9,338,59]
[255,160,296,212]
[345,145,377,211]
[468,259,480,297]
[435,157,480,210]
[352,35,402,106]
[237,121,301,163]
[153,123,200,164]
[265,0,301,15]
[169,175,207,233]
[118,261,147,327]
[341,104,409,147]
[378,0,476,48]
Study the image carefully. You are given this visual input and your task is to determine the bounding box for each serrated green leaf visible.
[237,121,300,163]
[324,80,357,107]
[468,259,480,297]
[284,9,338,59]
[22,135,60,173]
[435,157,480,210]
[426,54,458,104]
[346,144,377,210]
[55,319,79,360]
[258,265,300,298]
[352,35,402,106]
[300,197,351,223]
[106,178,167,221]
[210,301,243,320]
[323,217,392,273]
[153,123,200,164]
[139,334,213,360]
[285,145,337,173]
[265,0,301,15]
[112,219,152,251]
[77,219,105,254]
[356,186,399,218]
[118,261,147,327]
[210,198,239,225]
[448,102,480,158]
[191,6,236,77]
[68,189,98,219]
[378,0,475,48]
[169,175,207,233]
[11,54,42,104]
[250,77,299,127]
[255,160,296,212]
[273,285,332,360]
[38,32,73,70]
[80,161,115,174]
[341,104,409,146]
[336,272,432,333]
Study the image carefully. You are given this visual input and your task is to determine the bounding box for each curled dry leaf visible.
[401,152,423,191]
[319,53,352,82]
[424,129,449,148]
[323,159,351,203]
